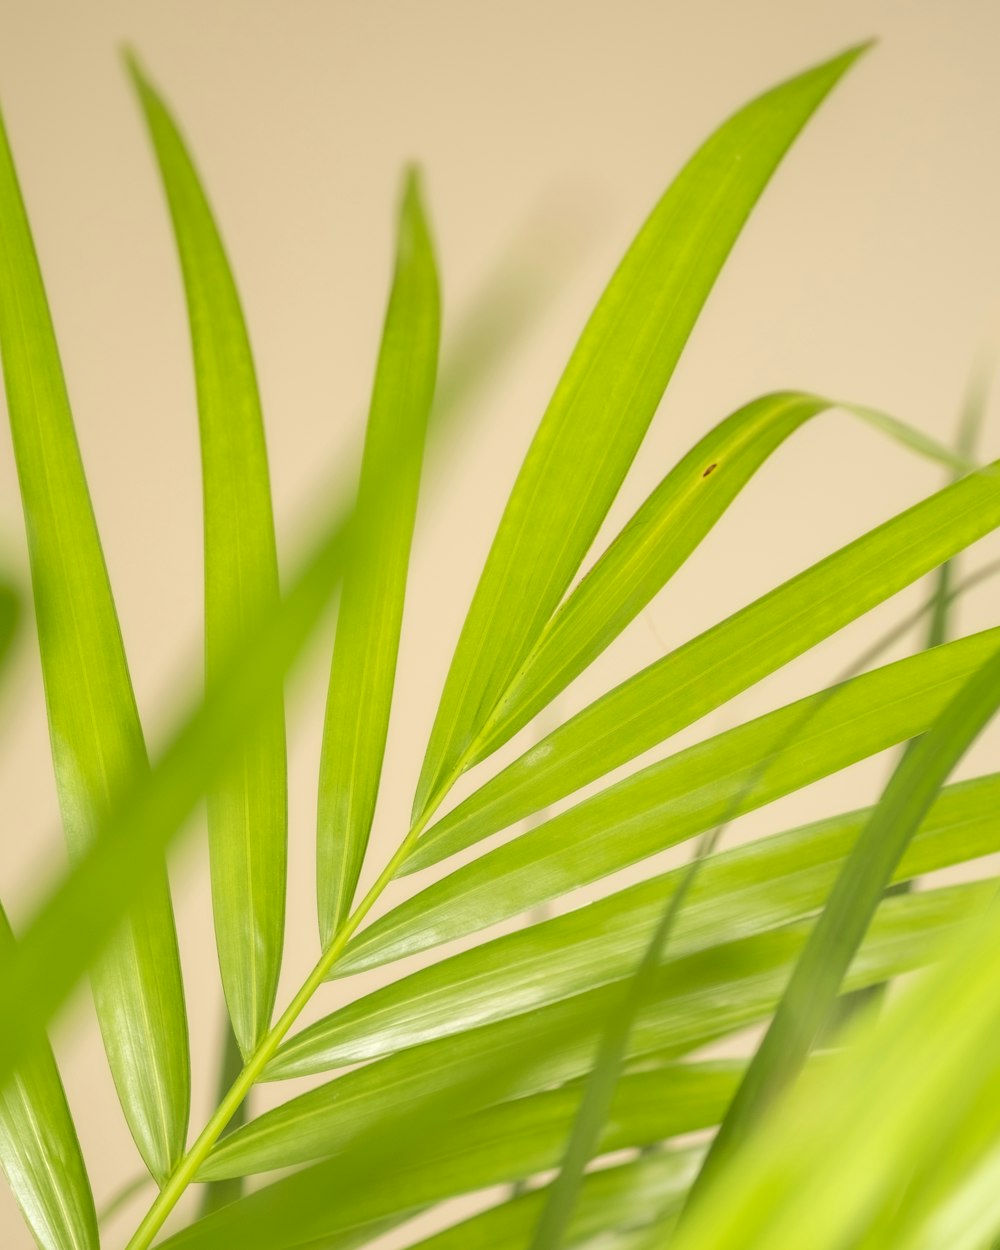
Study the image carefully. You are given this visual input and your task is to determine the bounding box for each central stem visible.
[123,804,439,1250]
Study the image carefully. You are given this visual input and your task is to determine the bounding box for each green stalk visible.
[122,778,458,1250]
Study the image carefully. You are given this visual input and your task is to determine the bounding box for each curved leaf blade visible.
[0,906,98,1250]
[0,96,189,1180]
[412,44,869,820]
[317,170,440,944]
[129,56,288,1056]
[343,629,1000,974]
[469,392,969,765]
[409,458,1000,873]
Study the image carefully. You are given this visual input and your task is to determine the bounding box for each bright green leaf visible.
[697,639,1000,1190]
[0,905,98,1250]
[271,773,1000,1073]
[409,460,1000,874]
[129,56,288,1057]
[165,1063,735,1249]
[0,96,189,1181]
[204,882,981,1178]
[412,45,869,822]
[468,391,971,766]
[343,629,1000,975]
[317,169,440,944]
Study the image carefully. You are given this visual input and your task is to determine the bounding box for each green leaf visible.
[203,882,982,1179]
[129,55,288,1057]
[0,472,352,1116]
[196,1015,248,1218]
[0,96,189,1180]
[0,578,17,676]
[0,151,454,1117]
[341,628,1000,975]
[408,460,1000,874]
[664,880,1000,1250]
[0,905,98,1250]
[411,44,869,821]
[466,392,970,766]
[696,639,1000,1191]
[405,1148,701,1250]
[317,170,440,944]
[162,1062,735,1249]
[271,772,1000,1073]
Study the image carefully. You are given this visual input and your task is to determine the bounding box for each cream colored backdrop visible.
[0,1,998,1245]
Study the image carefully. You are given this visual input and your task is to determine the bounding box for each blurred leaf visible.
[204,882,982,1178]
[408,459,1000,874]
[412,45,869,821]
[663,879,1000,1250]
[0,578,17,676]
[0,97,189,1180]
[341,628,1000,974]
[196,1015,248,1218]
[0,905,98,1250]
[697,639,1000,1191]
[130,56,288,1057]
[405,1148,701,1250]
[469,391,971,766]
[317,170,440,943]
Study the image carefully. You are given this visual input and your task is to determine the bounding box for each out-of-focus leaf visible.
[317,170,440,943]
[0,146,445,1122]
[408,460,1000,874]
[203,882,982,1178]
[0,97,189,1180]
[341,629,1000,975]
[664,882,1000,1250]
[698,640,1000,1189]
[469,392,971,765]
[273,773,1000,1073]
[0,905,98,1250]
[164,1063,736,1248]
[130,56,288,1057]
[412,46,869,822]
[405,1148,702,1250]
[196,1015,248,1218]
[0,579,17,676]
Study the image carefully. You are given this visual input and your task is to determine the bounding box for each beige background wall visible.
[0,0,998,1245]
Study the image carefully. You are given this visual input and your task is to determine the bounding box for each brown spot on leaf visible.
[702,463,718,477]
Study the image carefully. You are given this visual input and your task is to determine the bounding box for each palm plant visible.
[0,34,999,1250]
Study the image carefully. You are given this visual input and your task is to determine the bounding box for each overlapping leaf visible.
[465,391,970,766]
[412,45,868,822]
[0,906,97,1250]
[407,459,1000,874]
[267,773,1000,1074]
[130,57,289,1057]
[167,1064,735,1248]
[341,628,1000,974]
[0,96,189,1180]
[665,882,1000,1250]
[204,882,982,1179]
[316,171,440,943]
[697,638,1000,1193]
